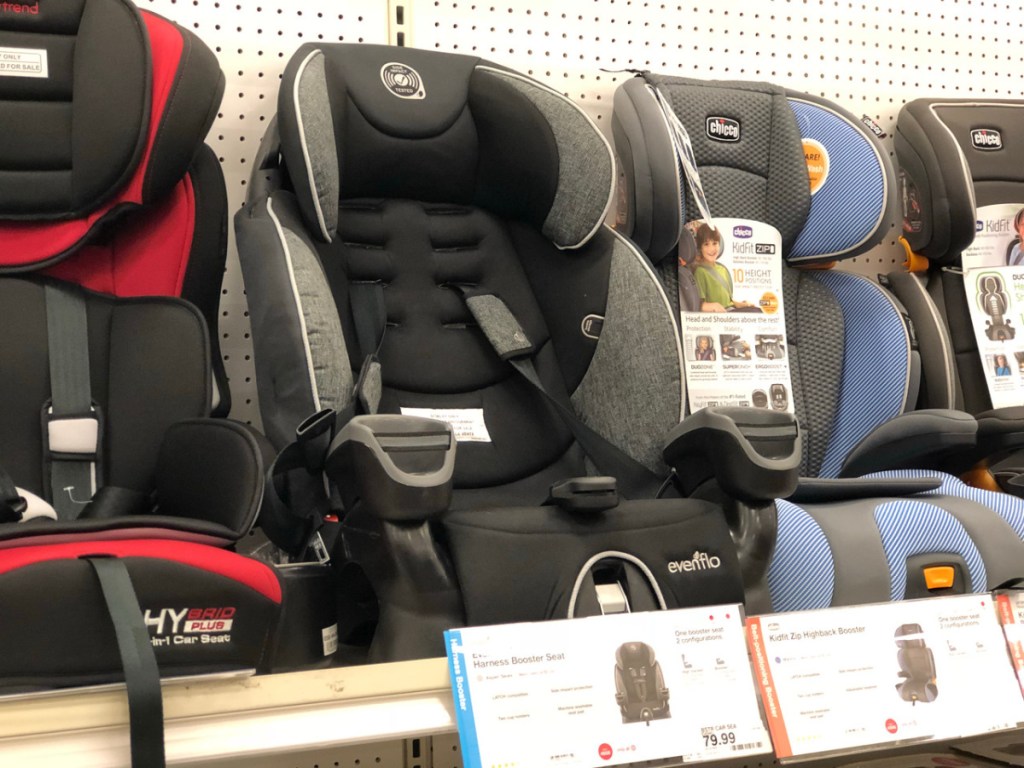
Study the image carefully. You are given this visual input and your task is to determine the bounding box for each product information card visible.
[445,605,770,768]
[747,595,1024,762]
[961,203,1024,408]
[678,217,794,415]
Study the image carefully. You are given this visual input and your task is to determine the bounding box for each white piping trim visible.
[266,197,322,412]
[475,65,616,250]
[908,273,958,409]
[610,227,687,422]
[787,97,891,263]
[642,83,685,252]
[293,49,333,244]
[927,102,978,223]
[567,550,668,618]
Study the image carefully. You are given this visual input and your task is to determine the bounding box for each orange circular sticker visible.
[803,138,829,195]
[760,292,780,314]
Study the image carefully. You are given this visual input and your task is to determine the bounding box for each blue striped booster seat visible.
[891,99,1024,493]
[612,74,1024,611]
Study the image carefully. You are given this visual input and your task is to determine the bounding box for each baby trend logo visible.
[380,62,425,100]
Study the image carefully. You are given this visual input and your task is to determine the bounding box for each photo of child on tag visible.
[689,223,762,313]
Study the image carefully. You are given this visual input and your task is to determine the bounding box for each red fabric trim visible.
[0,539,282,604]
[43,175,196,297]
[0,12,186,270]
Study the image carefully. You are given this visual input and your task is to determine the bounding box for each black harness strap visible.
[87,557,166,768]
[460,290,666,499]
[44,284,98,519]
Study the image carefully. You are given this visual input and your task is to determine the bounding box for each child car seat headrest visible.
[277,43,614,249]
[0,0,225,269]
[895,99,1024,265]
[613,75,895,265]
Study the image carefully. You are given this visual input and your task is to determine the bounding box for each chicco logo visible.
[668,551,722,574]
[971,128,1002,151]
[0,2,39,13]
[706,116,740,142]
[733,225,753,238]
[380,62,425,100]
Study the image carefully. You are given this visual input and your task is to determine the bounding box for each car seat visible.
[0,0,232,414]
[894,623,939,704]
[893,98,1024,490]
[612,74,1024,611]
[236,44,808,662]
[614,641,670,724]
[0,3,327,764]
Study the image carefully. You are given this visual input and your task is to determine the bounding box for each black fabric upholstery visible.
[640,74,811,254]
[278,43,586,244]
[0,279,210,500]
[784,268,847,476]
[180,144,231,412]
[0,555,277,686]
[443,498,743,627]
[142,21,224,204]
[0,0,148,217]
[322,198,615,490]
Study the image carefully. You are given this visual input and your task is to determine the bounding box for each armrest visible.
[324,415,456,523]
[838,409,977,478]
[976,406,1024,458]
[662,406,801,504]
[155,418,269,539]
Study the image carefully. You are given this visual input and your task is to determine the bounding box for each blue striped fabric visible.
[874,499,987,601]
[788,99,886,262]
[867,469,1024,540]
[812,271,909,477]
[767,499,836,611]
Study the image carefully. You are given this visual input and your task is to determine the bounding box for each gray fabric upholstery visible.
[466,294,533,358]
[784,268,845,476]
[479,68,612,249]
[282,229,351,413]
[571,234,682,471]
[296,51,340,240]
[643,75,810,253]
[357,359,383,415]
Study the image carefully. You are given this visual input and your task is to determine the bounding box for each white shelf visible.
[0,658,456,767]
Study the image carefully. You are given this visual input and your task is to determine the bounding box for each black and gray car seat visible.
[236,44,811,662]
[0,3,327,764]
[894,623,939,704]
[893,99,1024,491]
[614,641,671,724]
[613,74,1024,612]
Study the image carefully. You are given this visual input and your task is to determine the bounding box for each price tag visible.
[747,595,1024,761]
[995,591,1024,699]
[446,605,770,768]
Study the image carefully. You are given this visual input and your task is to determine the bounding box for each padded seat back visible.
[0,0,230,408]
[0,278,207,500]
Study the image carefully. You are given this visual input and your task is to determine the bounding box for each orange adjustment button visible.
[924,566,955,590]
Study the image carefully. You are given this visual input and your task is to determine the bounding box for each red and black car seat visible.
[0,3,290,765]
[0,0,231,412]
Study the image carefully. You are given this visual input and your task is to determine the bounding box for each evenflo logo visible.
[668,550,722,573]
[706,116,740,142]
[733,225,753,238]
[971,129,1002,151]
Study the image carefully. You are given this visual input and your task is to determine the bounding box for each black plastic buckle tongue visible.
[546,476,619,513]
[0,495,26,524]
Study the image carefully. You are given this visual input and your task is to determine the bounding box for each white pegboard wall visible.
[139,0,1024,424]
